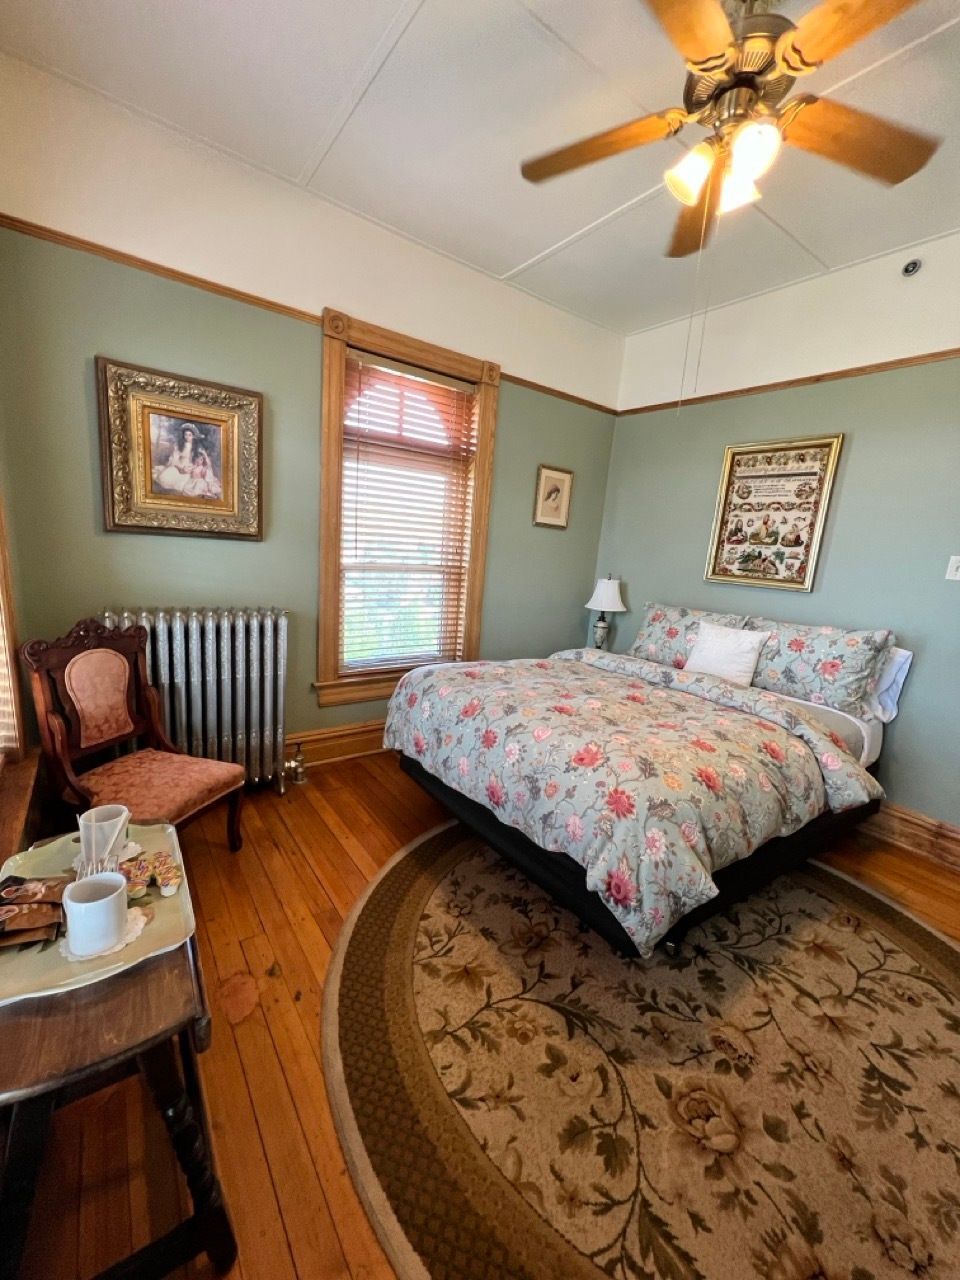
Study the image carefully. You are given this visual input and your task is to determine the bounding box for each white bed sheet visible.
[777,694,882,767]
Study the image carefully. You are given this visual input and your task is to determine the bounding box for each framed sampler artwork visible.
[704,434,843,591]
[97,356,263,540]
[533,464,573,529]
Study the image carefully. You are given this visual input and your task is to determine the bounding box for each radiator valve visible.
[284,743,307,785]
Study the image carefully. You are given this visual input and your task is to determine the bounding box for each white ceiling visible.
[1,0,957,335]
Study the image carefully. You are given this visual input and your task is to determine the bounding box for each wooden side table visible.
[0,934,237,1280]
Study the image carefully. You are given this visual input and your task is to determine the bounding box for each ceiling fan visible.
[521,0,942,258]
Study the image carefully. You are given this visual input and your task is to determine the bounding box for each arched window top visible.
[344,353,476,457]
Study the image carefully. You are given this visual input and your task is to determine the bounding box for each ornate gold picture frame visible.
[705,434,843,591]
[97,356,262,540]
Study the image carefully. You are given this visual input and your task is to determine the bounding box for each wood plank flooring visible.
[17,752,960,1280]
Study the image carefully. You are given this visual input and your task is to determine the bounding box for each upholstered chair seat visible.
[21,618,245,852]
[82,749,246,825]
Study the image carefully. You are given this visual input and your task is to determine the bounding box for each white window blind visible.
[339,352,479,675]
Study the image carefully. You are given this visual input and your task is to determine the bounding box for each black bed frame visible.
[400,754,879,957]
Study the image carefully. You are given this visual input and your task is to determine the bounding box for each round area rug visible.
[323,825,960,1280]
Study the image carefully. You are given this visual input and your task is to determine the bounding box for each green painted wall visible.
[3,227,954,824]
[0,228,613,736]
[597,361,960,823]
[484,382,614,658]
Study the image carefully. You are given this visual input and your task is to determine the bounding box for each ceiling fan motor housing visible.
[685,12,797,124]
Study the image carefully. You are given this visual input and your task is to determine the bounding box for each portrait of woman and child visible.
[149,415,224,501]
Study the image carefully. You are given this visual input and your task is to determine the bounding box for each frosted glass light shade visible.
[718,170,760,214]
[731,120,781,182]
[585,577,625,612]
[664,141,716,206]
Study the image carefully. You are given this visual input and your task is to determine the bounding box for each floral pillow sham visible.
[743,616,894,717]
[628,603,746,669]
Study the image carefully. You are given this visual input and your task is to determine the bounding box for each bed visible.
[384,645,886,957]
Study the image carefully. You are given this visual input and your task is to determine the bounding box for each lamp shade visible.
[585,577,625,613]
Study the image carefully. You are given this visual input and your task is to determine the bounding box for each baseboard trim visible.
[859,801,960,874]
[285,720,387,768]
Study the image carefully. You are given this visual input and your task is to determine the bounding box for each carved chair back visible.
[20,618,175,804]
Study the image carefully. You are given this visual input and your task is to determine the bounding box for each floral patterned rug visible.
[324,825,960,1280]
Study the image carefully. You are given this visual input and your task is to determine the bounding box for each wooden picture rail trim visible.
[0,212,325,328]
[284,720,386,768]
[618,346,960,417]
[859,800,960,875]
[6,210,957,421]
[0,209,586,401]
[500,373,616,417]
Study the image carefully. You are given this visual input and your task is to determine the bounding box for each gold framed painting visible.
[97,357,262,539]
[704,434,843,591]
[533,464,573,529]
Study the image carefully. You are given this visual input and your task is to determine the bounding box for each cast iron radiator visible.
[100,607,288,786]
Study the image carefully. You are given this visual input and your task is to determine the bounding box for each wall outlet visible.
[946,556,960,582]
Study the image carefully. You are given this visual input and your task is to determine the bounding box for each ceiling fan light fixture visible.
[664,140,716,206]
[730,118,782,182]
[521,0,943,259]
[718,170,761,214]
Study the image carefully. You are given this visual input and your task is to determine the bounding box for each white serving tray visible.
[0,823,195,1008]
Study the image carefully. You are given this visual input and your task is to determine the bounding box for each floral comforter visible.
[384,649,883,955]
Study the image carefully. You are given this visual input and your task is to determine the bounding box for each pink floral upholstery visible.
[82,749,244,823]
[65,649,135,747]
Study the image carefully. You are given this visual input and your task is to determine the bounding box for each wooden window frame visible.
[0,495,24,763]
[315,309,499,707]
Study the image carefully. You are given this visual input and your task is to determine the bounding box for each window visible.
[317,310,499,706]
[0,496,23,760]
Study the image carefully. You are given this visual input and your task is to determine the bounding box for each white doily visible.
[59,905,151,963]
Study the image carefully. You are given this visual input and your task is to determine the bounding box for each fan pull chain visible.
[676,167,717,417]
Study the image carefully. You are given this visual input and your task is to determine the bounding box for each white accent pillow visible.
[685,622,771,687]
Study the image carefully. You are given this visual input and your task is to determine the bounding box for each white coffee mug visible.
[63,872,128,957]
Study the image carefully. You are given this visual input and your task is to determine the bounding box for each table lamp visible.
[585,576,625,649]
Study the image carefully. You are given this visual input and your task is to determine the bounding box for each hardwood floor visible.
[18,752,960,1280]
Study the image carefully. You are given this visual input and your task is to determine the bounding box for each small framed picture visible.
[533,464,573,529]
[97,356,262,539]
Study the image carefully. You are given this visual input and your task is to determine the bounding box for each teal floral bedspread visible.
[384,649,883,956]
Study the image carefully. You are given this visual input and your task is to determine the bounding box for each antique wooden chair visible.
[20,618,244,850]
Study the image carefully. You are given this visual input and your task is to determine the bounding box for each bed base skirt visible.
[399,754,880,957]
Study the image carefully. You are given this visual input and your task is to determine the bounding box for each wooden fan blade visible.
[781,96,940,184]
[644,0,734,72]
[667,153,726,258]
[521,109,685,182]
[777,0,924,74]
